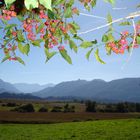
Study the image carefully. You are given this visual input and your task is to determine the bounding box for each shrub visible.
[14,103,35,112]
[51,106,62,112]
[85,101,96,112]
[38,107,48,112]
[6,102,17,107]
[63,104,75,112]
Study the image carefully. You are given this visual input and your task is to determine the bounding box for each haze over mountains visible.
[14,83,54,93]
[0,79,20,93]
[0,78,140,102]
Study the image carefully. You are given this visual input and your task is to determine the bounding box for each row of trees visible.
[85,101,140,113]
[12,103,75,113]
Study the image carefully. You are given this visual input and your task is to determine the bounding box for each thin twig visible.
[77,11,140,35]
[112,7,127,10]
[79,13,106,20]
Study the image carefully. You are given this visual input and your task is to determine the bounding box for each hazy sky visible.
[0,0,140,85]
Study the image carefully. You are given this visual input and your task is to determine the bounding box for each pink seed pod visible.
[119,39,127,45]
[108,42,116,48]
[2,10,7,14]
[40,35,44,39]
[0,15,3,18]
[58,45,65,51]
[121,31,129,36]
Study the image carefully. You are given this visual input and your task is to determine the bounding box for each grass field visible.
[0,119,140,140]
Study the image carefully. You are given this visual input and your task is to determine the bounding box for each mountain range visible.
[0,92,41,100]
[0,78,140,102]
[0,79,54,93]
[33,78,140,102]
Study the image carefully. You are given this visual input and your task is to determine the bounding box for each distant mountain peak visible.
[0,79,20,93]
[91,79,106,82]
[32,78,140,102]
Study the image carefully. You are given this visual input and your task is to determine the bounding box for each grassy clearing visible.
[0,119,140,140]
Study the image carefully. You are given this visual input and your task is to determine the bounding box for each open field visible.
[0,119,140,140]
[1,99,140,124]
[0,99,85,112]
[0,111,140,124]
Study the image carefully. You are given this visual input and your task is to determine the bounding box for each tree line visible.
[85,101,140,113]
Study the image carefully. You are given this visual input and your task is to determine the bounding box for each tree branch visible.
[77,11,140,35]
[79,13,106,20]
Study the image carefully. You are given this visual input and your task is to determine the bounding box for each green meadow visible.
[0,119,140,140]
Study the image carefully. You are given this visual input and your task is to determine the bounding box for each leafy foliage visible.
[0,0,139,65]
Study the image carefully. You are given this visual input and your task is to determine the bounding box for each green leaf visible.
[107,33,114,42]
[45,48,57,61]
[5,24,17,30]
[73,34,83,41]
[91,39,97,44]
[48,10,56,19]
[1,56,10,63]
[105,44,112,55]
[24,44,30,55]
[137,20,140,25]
[36,23,44,34]
[5,29,12,39]
[17,15,24,22]
[102,35,108,42]
[39,0,52,10]
[24,0,38,10]
[104,0,115,5]
[70,22,80,30]
[84,3,90,11]
[64,7,72,18]
[86,48,93,60]
[2,18,8,25]
[4,39,11,46]
[80,41,93,48]
[53,0,64,6]
[137,4,140,8]
[18,42,24,54]
[107,13,112,24]
[4,0,16,7]
[94,49,106,64]
[17,31,25,42]
[32,39,43,47]
[59,49,72,64]
[137,36,140,44]
[119,21,131,26]
[69,22,80,34]
[69,40,78,53]
[16,57,25,65]
[69,0,74,6]
[91,0,97,7]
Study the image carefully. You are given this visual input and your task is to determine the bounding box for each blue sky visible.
[0,0,140,85]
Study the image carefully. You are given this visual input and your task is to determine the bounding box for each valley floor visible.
[0,119,140,140]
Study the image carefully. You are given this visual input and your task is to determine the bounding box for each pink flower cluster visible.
[108,32,129,54]
[39,10,48,19]
[0,9,16,20]
[58,45,65,51]
[23,19,37,41]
